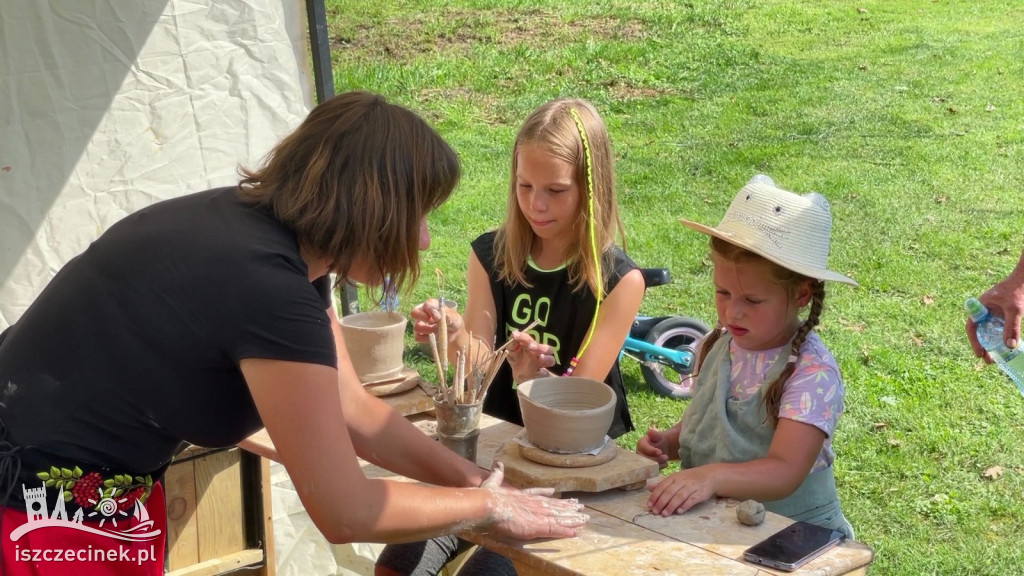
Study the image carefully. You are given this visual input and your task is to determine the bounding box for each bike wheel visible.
[640,316,710,399]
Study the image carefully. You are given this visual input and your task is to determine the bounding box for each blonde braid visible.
[762,281,826,427]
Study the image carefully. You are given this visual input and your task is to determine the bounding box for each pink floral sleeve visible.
[779,333,845,470]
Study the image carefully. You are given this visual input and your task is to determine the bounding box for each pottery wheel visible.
[516,431,617,468]
[362,368,419,396]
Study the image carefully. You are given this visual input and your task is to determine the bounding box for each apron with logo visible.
[677,334,853,538]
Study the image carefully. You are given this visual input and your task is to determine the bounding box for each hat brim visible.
[679,219,858,287]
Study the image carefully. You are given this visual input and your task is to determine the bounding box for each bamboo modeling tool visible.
[428,269,518,407]
[492,318,541,355]
[429,337,510,407]
[435,269,448,376]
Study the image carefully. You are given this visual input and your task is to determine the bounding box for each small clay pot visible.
[338,311,407,382]
[516,376,615,454]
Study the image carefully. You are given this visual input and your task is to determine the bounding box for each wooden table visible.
[240,415,873,576]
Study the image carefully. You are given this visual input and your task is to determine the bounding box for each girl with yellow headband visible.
[378,98,645,576]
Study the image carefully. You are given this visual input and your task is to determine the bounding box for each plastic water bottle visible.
[965,297,1024,397]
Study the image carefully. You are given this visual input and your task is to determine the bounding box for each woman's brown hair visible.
[237,91,460,296]
[694,236,826,427]
[493,98,626,296]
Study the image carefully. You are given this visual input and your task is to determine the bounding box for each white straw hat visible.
[679,176,857,286]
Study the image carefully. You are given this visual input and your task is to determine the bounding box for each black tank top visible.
[471,231,636,438]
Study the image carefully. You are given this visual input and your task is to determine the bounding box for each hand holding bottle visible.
[966,250,1024,358]
[965,297,1024,397]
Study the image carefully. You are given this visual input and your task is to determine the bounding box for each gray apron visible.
[677,334,854,538]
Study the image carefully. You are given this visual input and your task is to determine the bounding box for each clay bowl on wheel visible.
[516,376,615,454]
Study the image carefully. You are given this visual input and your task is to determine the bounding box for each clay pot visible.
[338,311,408,382]
[516,376,615,454]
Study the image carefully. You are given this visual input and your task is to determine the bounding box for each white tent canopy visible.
[0,4,387,572]
[0,0,315,329]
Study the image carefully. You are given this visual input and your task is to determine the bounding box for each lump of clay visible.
[737,499,765,526]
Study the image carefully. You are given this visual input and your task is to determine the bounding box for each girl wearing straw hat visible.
[636,176,857,538]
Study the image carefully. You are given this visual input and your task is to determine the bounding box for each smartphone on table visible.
[742,520,846,572]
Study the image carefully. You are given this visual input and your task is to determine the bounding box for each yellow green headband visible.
[564,107,603,376]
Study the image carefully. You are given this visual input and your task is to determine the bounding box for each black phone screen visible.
[743,521,845,571]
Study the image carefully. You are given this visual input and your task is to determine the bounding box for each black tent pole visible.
[306,0,359,316]
[306,0,334,103]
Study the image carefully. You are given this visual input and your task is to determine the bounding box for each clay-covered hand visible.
[646,466,717,516]
[479,462,588,539]
[411,299,463,344]
[967,271,1024,358]
[636,427,672,469]
[506,330,556,383]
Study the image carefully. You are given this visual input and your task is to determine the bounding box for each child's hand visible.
[636,427,671,469]
[506,330,556,383]
[647,467,717,516]
[410,299,463,344]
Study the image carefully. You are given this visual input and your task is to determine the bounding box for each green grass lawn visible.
[327,1,1024,573]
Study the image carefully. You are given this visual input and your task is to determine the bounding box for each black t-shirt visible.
[0,187,336,509]
[471,231,636,438]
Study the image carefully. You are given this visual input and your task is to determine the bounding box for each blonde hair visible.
[695,237,825,427]
[493,99,625,295]
[237,91,459,297]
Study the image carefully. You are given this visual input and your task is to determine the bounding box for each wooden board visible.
[378,382,435,416]
[493,440,658,494]
[237,405,440,467]
[460,505,762,576]
[363,368,420,396]
[579,489,874,575]
[254,456,275,576]
[165,459,199,571]
[194,450,245,562]
[239,414,872,576]
[166,549,265,576]
[517,432,617,468]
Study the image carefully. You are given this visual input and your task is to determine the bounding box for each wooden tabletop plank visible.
[238,428,276,462]
[338,425,762,575]
[579,489,873,575]
[373,382,435,417]
[460,506,762,576]
[238,414,873,575]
